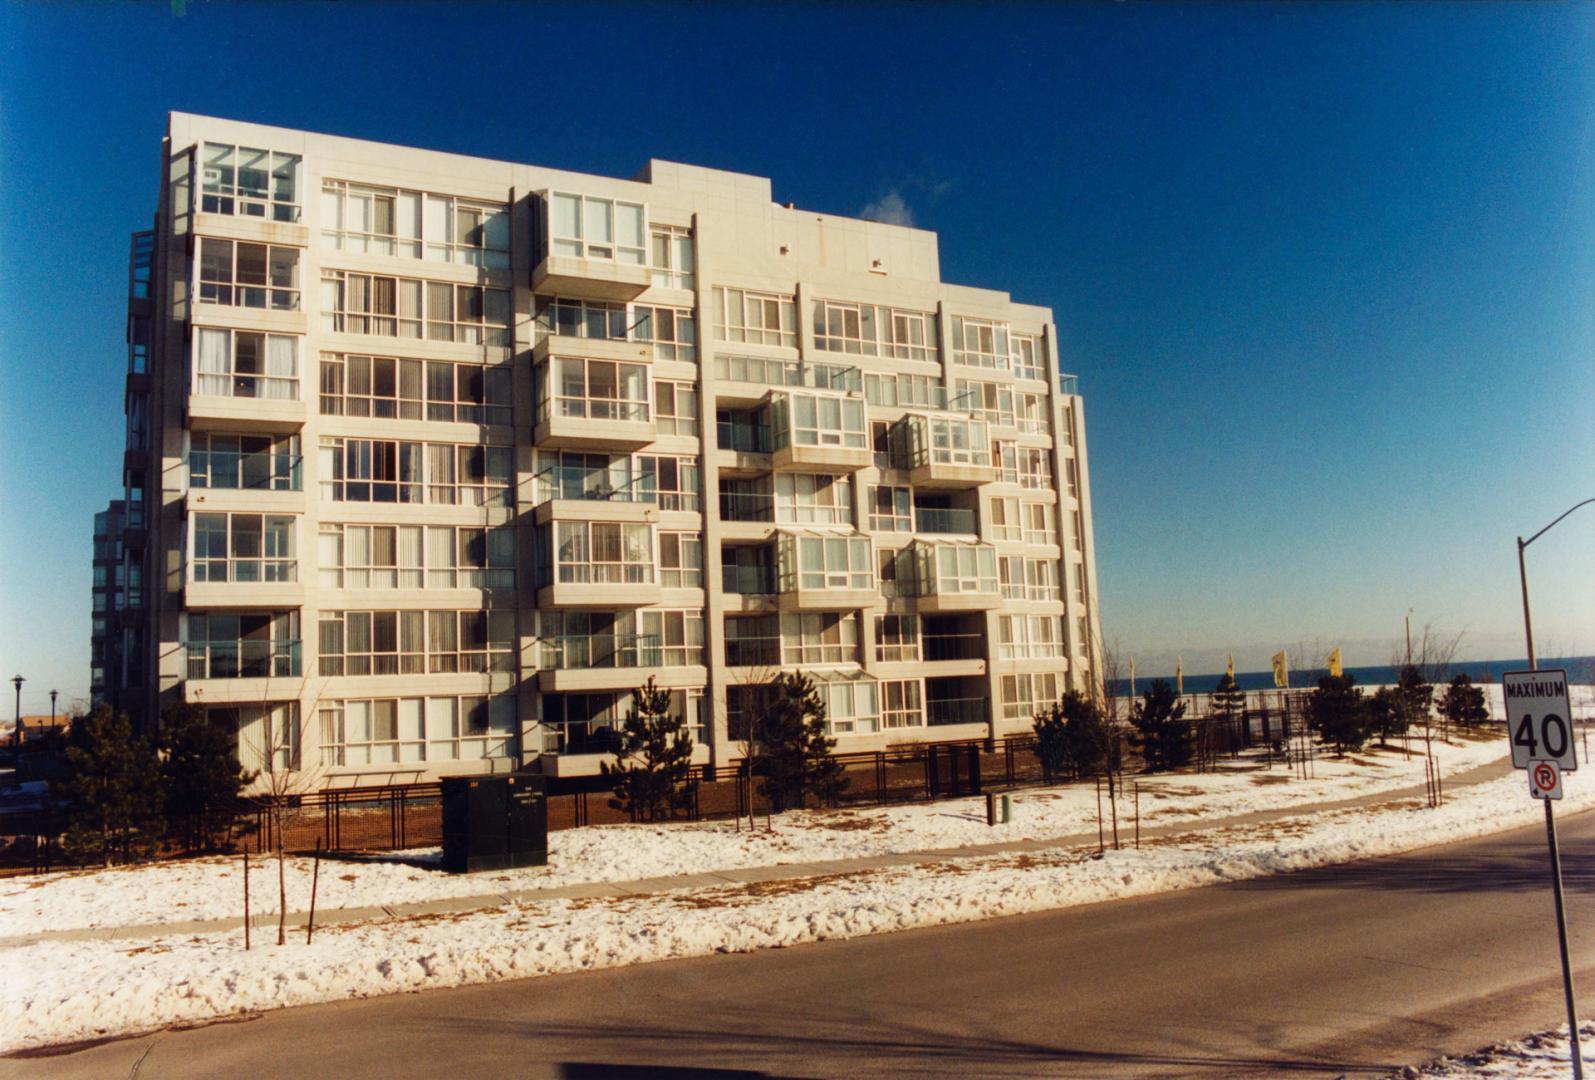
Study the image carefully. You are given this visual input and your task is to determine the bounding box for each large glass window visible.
[659,532,703,588]
[538,609,703,669]
[649,224,695,289]
[712,287,797,347]
[198,239,300,310]
[775,473,853,525]
[539,357,650,422]
[954,381,1014,428]
[201,143,299,222]
[320,271,511,348]
[185,612,299,678]
[317,524,512,589]
[998,615,1065,660]
[551,521,655,584]
[1001,672,1060,721]
[320,694,516,766]
[723,614,780,667]
[777,533,873,592]
[916,542,998,596]
[321,182,509,268]
[230,704,300,774]
[869,485,912,533]
[317,609,514,676]
[638,454,700,512]
[1011,333,1045,382]
[875,614,920,663]
[549,192,646,264]
[319,354,511,425]
[816,675,879,736]
[193,328,299,400]
[865,372,947,410]
[780,612,859,665]
[904,414,991,468]
[541,688,703,754]
[188,433,299,491]
[633,304,697,363]
[191,513,296,583]
[535,296,630,341]
[880,679,924,729]
[319,438,512,506]
[769,390,867,450]
[811,299,936,361]
[951,316,1010,370]
[655,382,699,437]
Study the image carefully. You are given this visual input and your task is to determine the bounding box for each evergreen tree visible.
[1438,673,1489,733]
[1309,674,1370,754]
[1395,663,1433,739]
[1032,701,1070,781]
[600,677,694,821]
[52,706,164,866]
[757,673,848,812]
[160,703,255,852]
[1210,672,1247,737]
[1128,680,1193,772]
[1033,689,1113,780]
[1367,685,1404,743]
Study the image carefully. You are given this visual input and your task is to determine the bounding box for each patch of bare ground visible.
[787,813,890,834]
[1251,774,1292,786]
[668,871,872,909]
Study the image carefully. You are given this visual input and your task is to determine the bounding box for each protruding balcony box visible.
[774,532,877,613]
[532,254,650,302]
[189,394,306,434]
[533,359,654,451]
[768,389,871,473]
[529,464,663,528]
[185,579,304,610]
[535,633,707,693]
[912,540,1001,613]
[903,413,997,490]
[538,578,661,610]
[532,335,653,367]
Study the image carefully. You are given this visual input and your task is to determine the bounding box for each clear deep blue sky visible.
[2,3,1591,712]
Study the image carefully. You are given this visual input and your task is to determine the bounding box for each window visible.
[319,354,511,425]
[869,485,912,533]
[659,532,703,588]
[129,231,154,301]
[317,609,514,676]
[769,390,867,450]
[989,497,1021,543]
[865,372,946,410]
[880,679,924,728]
[201,143,299,222]
[1060,405,1077,449]
[541,689,704,754]
[633,304,698,363]
[998,615,1064,660]
[918,542,998,595]
[775,473,853,526]
[950,316,1010,369]
[320,694,515,766]
[539,357,650,422]
[128,315,150,375]
[724,614,780,667]
[873,420,908,471]
[714,353,801,388]
[193,328,299,400]
[777,533,873,592]
[320,271,511,348]
[231,704,300,773]
[1011,333,1044,382]
[721,544,775,594]
[198,239,300,310]
[1072,563,1088,606]
[816,676,879,736]
[905,414,991,468]
[642,610,705,667]
[1015,392,1048,435]
[649,224,695,289]
[539,610,703,669]
[317,524,512,589]
[551,521,655,584]
[811,300,936,361]
[1001,672,1060,721]
[713,287,797,347]
[549,192,646,263]
[1066,508,1082,550]
[185,612,299,679]
[875,614,920,663]
[536,296,631,341]
[191,513,295,583]
[1022,502,1057,546]
[717,408,772,454]
[955,381,1014,427]
[656,382,699,437]
[780,612,859,665]
[997,443,1053,490]
[1064,457,1079,499]
[319,438,512,507]
[321,182,510,268]
[639,454,700,512]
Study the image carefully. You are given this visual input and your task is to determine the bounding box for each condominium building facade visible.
[103,112,1101,790]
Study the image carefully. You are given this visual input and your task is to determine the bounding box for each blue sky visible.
[2,3,1591,711]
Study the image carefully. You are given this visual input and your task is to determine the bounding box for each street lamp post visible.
[50,690,58,724]
[1404,608,1414,665]
[10,675,22,750]
[1516,495,1595,1080]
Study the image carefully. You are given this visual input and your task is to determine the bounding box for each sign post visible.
[1505,667,1583,1079]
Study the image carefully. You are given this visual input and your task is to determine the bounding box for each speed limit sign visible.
[1504,669,1578,772]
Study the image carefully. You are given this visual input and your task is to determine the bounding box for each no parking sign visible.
[1529,760,1563,800]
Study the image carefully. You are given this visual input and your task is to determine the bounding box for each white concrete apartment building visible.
[109,111,1101,791]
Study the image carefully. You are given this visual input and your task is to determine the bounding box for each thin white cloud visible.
[859,189,915,227]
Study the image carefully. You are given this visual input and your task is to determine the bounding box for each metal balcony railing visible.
[185,639,301,680]
[540,633,661,671]
[716,422,772,454]
[914,507,976,534]
[721,563,776,595]
[927,697,987,727]
[922,633,984,661]
[719,491,774,522]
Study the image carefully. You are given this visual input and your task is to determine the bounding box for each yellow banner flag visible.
[1328,648,1343,677]
[1272,650,1288,689]
[1226,654,1235,680]
[1176,657,1183,695]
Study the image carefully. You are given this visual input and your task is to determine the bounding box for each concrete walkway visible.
[0,752,1515,950]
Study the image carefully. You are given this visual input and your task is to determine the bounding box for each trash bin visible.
[441,774,548,873]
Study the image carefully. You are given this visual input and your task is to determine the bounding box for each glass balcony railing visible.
[715,353,802,388]
[927,696,986,726]
[719,491,774,522]
[1059,374,1079,396]
[533,464,652,505]
[185,639,301,679]
[923,633,984,661]
[914,507,976,534]
[540,633,661,671]
[721,563,776,595]
[188,451,303,492]
[716,421,772,454]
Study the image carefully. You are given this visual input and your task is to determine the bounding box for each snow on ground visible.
[0,732,1512,936]
[3,747,1591,1053]
[1396,1021,1595,1077]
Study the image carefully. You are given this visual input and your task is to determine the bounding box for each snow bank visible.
[1401,1020,1595,1077]
[3,752,1590,1053]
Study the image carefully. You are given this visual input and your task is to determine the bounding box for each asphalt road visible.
[6,806,1593,1079]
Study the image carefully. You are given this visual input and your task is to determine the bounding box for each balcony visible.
[531,466,662,528]
[719,490,775,523]
[768,390,871,473]
[532,253,650,302]
[923,631,985,662]
[534,397,654,451]
[910,540,1000,613]
[902,413,997,489]
[537,633,706,692]
[913,507,977,536]
[186,564,303,609]
[927,696,987,728]
[533,334,653,367]
[182,637,302,706]
[538,565,661,610]
[775,532,877,613]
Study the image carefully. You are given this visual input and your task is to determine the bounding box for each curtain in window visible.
[196,328,231,396]
[265,335,297,400]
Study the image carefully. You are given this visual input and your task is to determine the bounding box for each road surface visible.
[5,807,1592,1078]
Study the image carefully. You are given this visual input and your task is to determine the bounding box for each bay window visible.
[777,532,873,592]
[186,611,299,679]
[552,521,655,584]
[549,192,646,263]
